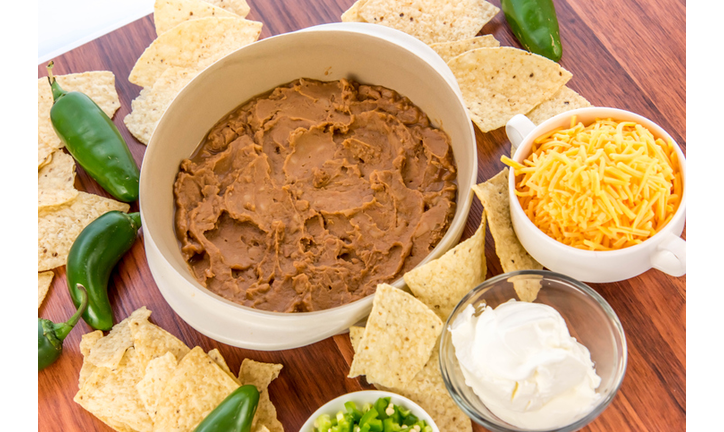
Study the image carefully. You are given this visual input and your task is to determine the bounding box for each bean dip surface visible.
[173,78,457,312]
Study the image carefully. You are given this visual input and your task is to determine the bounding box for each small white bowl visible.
[139,23,477,350]
[299,390,440,432]
[505,108,686,283]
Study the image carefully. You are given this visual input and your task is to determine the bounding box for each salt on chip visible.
[38,192,130,271]
[124,67,198,144]
[38,150,77,209]
[130,317,190,371]
[348,283,442,388]
[472,169,543,301]
[154,0,240,35]
[239,359,283,432]
[448,47,572,132]
[205,0,250,17]
[86,307,152,369]
[153,346,240,431]
[38,271,54,308]
[136,352,178,423]
[129,16,262,88]
[74,347,154,432]
[208,348,240,384]
[346,0,499,45]
[404,215,486,321]
[430,35,500,63]
[79,330,104,389]
[38,71,121,150]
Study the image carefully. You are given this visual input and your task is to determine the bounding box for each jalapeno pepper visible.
[68,211,142,331]
[47,62,140,202]
[39,285,88,371]
[194,385,260,432]
[501,0,563,62]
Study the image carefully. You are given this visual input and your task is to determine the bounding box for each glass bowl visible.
[439,270,627,432]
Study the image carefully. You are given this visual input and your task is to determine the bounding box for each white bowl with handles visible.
[505,107,686,283]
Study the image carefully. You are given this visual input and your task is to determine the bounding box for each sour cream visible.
[450,299,601,430]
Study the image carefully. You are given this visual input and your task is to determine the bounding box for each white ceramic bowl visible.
[299,390,440,432]
[505,108,686,283]
[140,23,477,350]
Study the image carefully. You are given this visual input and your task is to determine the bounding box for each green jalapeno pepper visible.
[47,62,140,202]
[194,385,260,432]
[68,211,142,331]
[39,285,88,371]
[501,0,563,62]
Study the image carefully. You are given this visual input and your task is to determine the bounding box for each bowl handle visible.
[506,114,536,157]
[650,232,686,277]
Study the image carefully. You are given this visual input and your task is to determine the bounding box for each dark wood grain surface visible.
[37,0,686,431]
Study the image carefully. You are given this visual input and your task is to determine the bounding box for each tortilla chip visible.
[347,0,499,45]
[208,348,240,384]
[154,0,240,35]
[349,326,365,352]
[38,141,54,168]
[153,346,240,431]
[239,359,284,432]
[78,330,104,389]
[74,347,153,432]
[136,352,178,423]
[526,86,591,126]
[507,274,543,302]
[472,169,543,300]
[129,16,262,88]
[348,283,442,388]
[124,67,198,144]
[38,150,77,209]
[86,307,152,369]
[379,344,472,431]
[205,0,250,17]
[38,271,54,308]
[38,71,121,150]
[429,35,500,63]
[38,192,130,271]
[448,47,572,132]
[130,318,190,372]
[404,216,486,321]
[341,0,366,22]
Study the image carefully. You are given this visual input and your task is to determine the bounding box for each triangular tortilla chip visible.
[448,47,572,132]
[526,86,591,126]
[38,71,120,150]
[154,0,240,35]
[136,352,178,423]
[348,283,442,388]
[404,216,486,321]
[239,359,283,432]
[346,0,499,45]
[38,150,77,209]
[205,0,250,17]
[38,271,54,308]
[208,348,240,384]
[129,16,262,88]
[130,318,190,372]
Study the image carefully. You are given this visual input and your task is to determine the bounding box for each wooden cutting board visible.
[37,0,686,431]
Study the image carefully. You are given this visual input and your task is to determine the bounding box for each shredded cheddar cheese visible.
[502,117,682,251]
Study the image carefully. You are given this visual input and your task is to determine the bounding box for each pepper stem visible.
[46,61,67,102]
[54,284,88,341]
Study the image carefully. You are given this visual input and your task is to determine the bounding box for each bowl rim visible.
[508,106,687,258]
[138,24,477,339]
[439,269,628,432]
[298,390,440,432]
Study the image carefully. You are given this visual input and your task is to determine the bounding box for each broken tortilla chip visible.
[153,346,240,431]
[38,71,121,150]
[429,35,500,63]
[472,169,543,301]
[526,86,591,126]
[239,359,284,432]
[38,271,54,308]
[448,47,572,132]
[38,192,130,271]
[78,330,104,389]
[348,283,442,389]
[136,352,178,423]
[124,67,198,144]
[208,348,240,384]
[349,326,365,352]
[129,16,262,88]
[154,0,240,35]
[404,216,487,321]
[130,318,191,372]
[343,0,499,45]
[38,141,54,169]
[86,307,152,369]
[38,150,77,209]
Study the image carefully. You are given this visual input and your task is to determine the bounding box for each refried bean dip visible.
[173,78,457,312]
